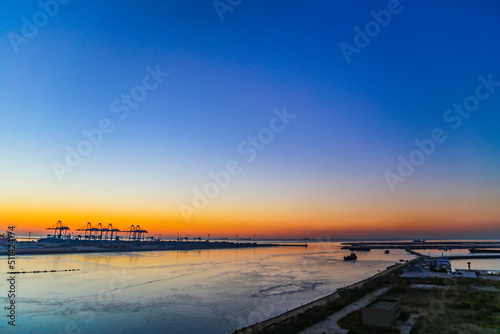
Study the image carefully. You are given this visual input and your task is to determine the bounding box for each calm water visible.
[0,242,444,333]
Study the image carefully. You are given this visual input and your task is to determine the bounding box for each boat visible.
[385,250,390,254]
[344,253,357,261]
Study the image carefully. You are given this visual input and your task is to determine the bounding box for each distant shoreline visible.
[0,240,307,256]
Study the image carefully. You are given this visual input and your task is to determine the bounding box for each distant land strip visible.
[0,240,306,256]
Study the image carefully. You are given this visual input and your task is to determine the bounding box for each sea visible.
[1,240,499,333]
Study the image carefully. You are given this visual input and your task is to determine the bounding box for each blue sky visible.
[1,0,500,238]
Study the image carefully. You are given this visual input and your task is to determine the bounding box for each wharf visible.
[340,241,500,251]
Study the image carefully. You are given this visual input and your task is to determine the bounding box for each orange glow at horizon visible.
[3,194,499,239]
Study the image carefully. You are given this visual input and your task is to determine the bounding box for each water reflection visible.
[0,242,416,334]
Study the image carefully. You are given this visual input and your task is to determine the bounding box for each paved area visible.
[409,284,449,289]
[396,313,419,334]
[400,270,451,278]
[298,287,390,334]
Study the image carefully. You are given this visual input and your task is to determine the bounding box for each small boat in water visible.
[385,250,390,254]
[344,252,357,261]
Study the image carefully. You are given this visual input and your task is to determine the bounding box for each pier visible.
[340,240,500,251]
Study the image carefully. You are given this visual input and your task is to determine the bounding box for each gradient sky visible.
[1,0,500,239]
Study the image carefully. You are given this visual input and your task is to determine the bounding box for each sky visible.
[1,0,500,239]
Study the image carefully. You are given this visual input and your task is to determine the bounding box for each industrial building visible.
[362,298,400,327]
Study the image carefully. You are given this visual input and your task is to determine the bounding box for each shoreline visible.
[0,240,307,256]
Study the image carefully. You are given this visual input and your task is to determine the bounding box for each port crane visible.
[50,222,149,242]
[46,220,70,239]
[93,223,104,240]
[122,225,148,241]
[77,222,121,241]
[77,222,95,240]
[95,223,119,241]
[103,224,120,240]
[77,222,90,240]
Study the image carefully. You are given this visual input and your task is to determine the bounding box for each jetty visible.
[340,240,500,251]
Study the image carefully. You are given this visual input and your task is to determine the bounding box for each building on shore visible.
[362,298,401,327]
